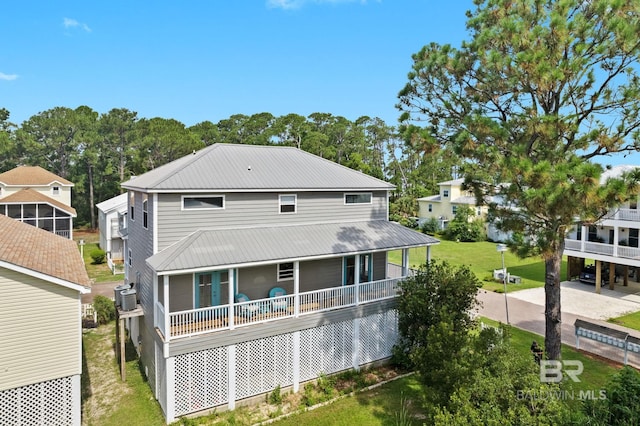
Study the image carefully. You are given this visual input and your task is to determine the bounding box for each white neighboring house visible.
[96,193,128,273]
[0,214,91,425]
[564,165,640,290]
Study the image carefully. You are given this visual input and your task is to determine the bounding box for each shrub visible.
[268,385,282,405]
[90,248,106,264]
[420,217,440,235]
[93,295,116,324]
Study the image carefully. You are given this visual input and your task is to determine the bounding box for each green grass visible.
[389,239,567,292]
[74,230,124,283]
[609,311,640,331]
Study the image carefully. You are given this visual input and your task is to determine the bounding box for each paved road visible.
[82,280,123,304]
[477,282,640,367]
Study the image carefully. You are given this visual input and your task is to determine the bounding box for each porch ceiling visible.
[148,220,439,274]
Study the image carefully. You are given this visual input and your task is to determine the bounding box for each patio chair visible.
[235,293,261,317]
[269,287,288,311]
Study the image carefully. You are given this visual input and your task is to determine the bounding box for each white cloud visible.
[0,73,18,81]
[267,0,373,10]
[63,17,91,32]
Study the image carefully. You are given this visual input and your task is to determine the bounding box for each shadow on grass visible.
[81,340,92,405]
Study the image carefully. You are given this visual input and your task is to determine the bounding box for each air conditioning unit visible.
[121,289,137,311]
[113,284,130,307]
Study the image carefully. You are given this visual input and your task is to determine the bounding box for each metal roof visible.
[147,220,439,274]
[96,193,128,213]
[122,144,395,192]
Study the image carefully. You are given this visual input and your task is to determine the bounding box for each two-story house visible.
[0,214,91,425]
[97,193,128,273]
[121,143,439,422]
[0,165,76,239]
[564,165,640,292]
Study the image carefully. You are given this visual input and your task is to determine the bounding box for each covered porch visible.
[148,221,438,341]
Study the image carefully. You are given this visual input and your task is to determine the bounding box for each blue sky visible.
[1,0,637,166]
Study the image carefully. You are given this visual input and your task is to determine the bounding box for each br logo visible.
[540,360,583,383]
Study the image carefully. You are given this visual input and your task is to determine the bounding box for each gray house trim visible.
[147,220,439,275]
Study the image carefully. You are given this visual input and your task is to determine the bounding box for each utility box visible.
[508,275,522,284]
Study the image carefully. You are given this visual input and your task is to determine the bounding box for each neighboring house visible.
[0,166,76,239]
[0,214,91,425]
[417,178,488,229]
[121,143,439,422]
[564,165,640,290]
[96,193,128,272]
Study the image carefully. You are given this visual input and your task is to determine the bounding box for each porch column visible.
[166,356,176,423]
[292,331,300,392]
[352,318,360,371]
[609,265,616,291]
[402,249,409,277]
[153,271,158,329]
[294,261,300,317]
[580,225,587,252]
[164,275,170,340]
[228,345,236,410]
[426,246,432,264]
[354,254,360,305]
[595,260,602,294]
[614,227,620,257]
[228,268,235,329]
[624,266,629,287]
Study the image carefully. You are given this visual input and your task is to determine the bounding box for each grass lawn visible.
[609,311,640,331]
[73,229,125,283]
[388,239,567,292]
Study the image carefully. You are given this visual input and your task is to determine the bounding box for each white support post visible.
[228,268,235,329]
[576,333,580,350]
[293,331,300,392]
[228,345,236,410]
[71,375,81,426]
[352,318,361,371]
[354,254,360,305]
[166,356,176,423]
[402,249,409,277]
[294,261,300,317]
[426,246,431,264]
[163,275,170,341]
[153,271,158,328]
[614,226,620,257]
[581,224,587,252]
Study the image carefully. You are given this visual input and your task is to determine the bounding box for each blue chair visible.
[269,287,288,311]
[235,293,261,316]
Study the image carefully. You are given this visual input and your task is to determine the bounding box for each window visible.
[278,263,294,281]
[630,229,639,248]
[345,193,372,205]
[142,194,148,229]
[129,192,135,221]
[128,249,132,267]
[52,186,60,195]
[428,204,432,212]
[443,190,449,197]
[279,194,297,214]
[452,205,458,214]
[182,195,224,210]
[588,225,598,242]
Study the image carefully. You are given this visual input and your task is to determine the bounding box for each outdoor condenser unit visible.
[121,289,137,311]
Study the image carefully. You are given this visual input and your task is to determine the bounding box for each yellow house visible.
[417,178,487,229]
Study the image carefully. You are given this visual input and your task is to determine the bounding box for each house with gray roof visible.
[121,143,439,422]
[96,193,127,272]
[0,214,91,425]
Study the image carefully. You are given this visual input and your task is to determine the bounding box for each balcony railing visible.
[565,238,640,260]
[603,208,640,222]
[160,276,403,340]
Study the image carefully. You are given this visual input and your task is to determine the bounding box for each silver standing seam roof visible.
[121,143,395,192]
[147,221,439,275]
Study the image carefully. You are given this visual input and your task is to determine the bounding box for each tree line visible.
[0,106,461,228]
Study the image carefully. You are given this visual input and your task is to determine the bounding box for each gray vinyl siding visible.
[300,258,343,290]
[168,299,396,356]
[0,269,81,391]
[155,191,388,250]
[372,252,386,281]
[237,265,277,300]
[127,190,158,392]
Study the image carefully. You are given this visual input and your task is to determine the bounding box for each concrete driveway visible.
[507,280,640,320]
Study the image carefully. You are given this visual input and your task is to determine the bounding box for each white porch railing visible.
[161,276,404,340]
[565,238,640,260]
[604,208,640,222]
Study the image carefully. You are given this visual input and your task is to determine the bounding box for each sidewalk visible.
[476,281,640,368]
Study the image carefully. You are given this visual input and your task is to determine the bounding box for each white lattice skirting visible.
[0,375,80,426]
[167,309,398,420]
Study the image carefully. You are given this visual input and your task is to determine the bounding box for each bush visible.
[90,248,106,264]
[420,217,440,235]
[93,295,116,324]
